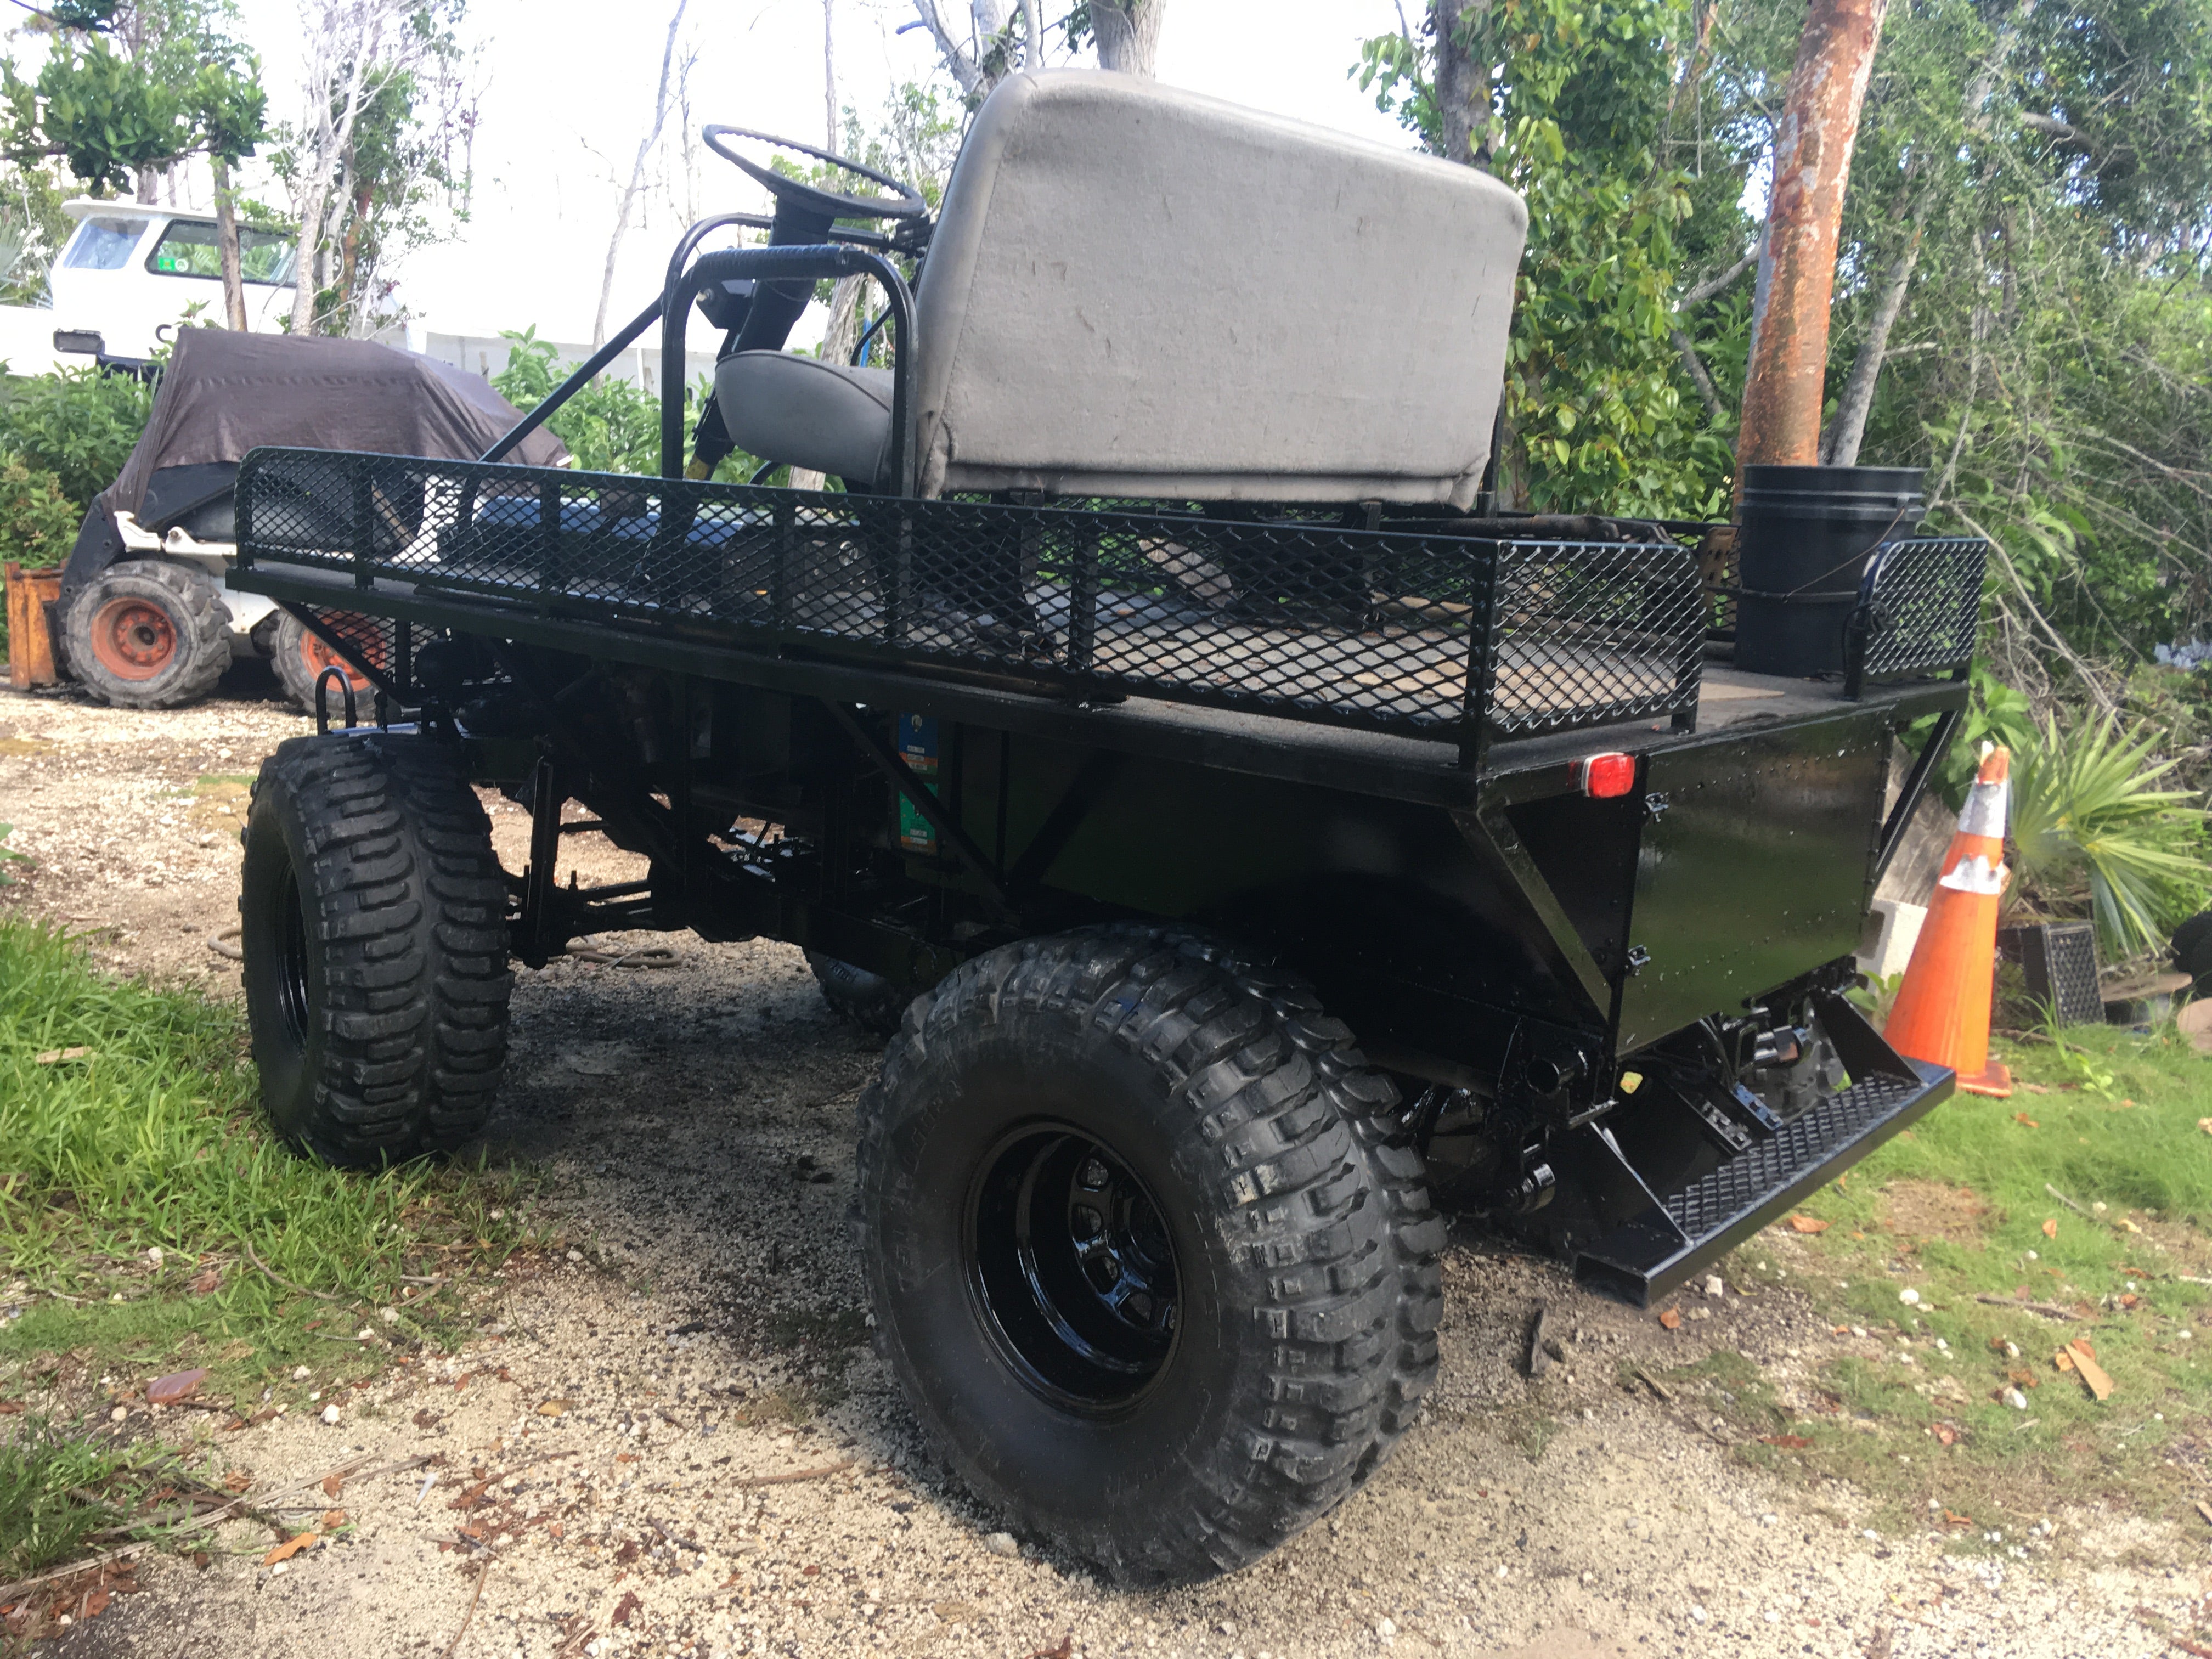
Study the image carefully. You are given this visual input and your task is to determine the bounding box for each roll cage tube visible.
[477,295,666,466]
[658,242,917,493]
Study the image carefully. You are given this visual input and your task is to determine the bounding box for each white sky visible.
[215,0,1413,344]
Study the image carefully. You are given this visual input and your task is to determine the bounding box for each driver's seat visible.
[718,69,1527,506]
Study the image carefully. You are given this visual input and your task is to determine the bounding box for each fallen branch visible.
[443,1565,490,1659]
[0,1453,435,1606]
[1974,1294,2082,1322]
[731,1459,856,1489]
[2044,1183,2096,1220]
[1629,1364,1673,1403]
[240,1239,343,1304]
[1525,1304,1552,1380]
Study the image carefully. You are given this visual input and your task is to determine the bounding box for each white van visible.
[48,199,296,366]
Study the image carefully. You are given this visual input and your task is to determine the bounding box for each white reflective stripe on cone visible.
[1938,853,2008,895]
[1956,778,2010,839]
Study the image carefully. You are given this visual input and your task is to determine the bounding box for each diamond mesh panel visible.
[2002,921,2102,1026]
[1664,1070,1925,1240]
[306,608,422,679]
[1483,541,1706,735]
[1854,536,1986,680]
[236,449,1710,742]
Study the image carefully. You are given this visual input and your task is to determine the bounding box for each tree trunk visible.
[337,176,374,334]
[1736,0,1891,474]
[1020,0,1041,68]
[134,163,158,205]
[292,37,379,335]
[211,156,249,331]
[910,0,1005,97]
[1813,0,2031,470]
[1672,326,1728,425]
[595,0,691,347]
[823,0,838,150]
[1092,0,1164,75]
[822,275,864,369]
[1819,224,1918,466]
[1429,2,1488,165]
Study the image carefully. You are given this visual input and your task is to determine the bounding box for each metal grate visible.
[1848,536,1987,687]
[283,605,437,724]
[1663,1069,1925,1241]
[1482,541,1706,737]
[236,448,1708,746]
[2000,921,2102,1027]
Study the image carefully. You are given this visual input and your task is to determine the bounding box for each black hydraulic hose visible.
[478,296,664,465]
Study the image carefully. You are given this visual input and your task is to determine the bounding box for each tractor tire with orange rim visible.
[272,612,380,716]
[63,558,232,710]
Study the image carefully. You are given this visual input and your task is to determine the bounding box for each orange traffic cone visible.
[1883,744,2013,1098]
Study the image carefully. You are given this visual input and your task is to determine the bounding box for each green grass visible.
[1691,1020,2212,1540]
[0,917,551,1582]
[0,1427,173,1582]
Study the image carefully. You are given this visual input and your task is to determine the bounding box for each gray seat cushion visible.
[911,71,1528,506]
[716,352,894,487]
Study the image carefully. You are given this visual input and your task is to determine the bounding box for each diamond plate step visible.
[1575,1056,1954,1306]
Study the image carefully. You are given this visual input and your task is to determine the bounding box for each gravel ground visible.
[2,675,2204,1659]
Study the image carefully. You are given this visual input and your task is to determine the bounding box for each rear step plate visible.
[1575,1058,1954,1306]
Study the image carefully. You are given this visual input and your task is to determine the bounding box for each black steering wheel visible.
[703,125,927,222]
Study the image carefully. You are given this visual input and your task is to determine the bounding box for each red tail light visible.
[1573,752,1636,798]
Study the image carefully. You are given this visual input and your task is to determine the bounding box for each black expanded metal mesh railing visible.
[1843,535,1987,698]
[235,448,1716,743]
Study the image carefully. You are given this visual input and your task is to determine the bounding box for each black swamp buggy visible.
[225,72,1987,1581]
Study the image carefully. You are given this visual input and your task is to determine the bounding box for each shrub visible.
[490,326,768,481]
[0,456,78,567]
[0,365,153,507]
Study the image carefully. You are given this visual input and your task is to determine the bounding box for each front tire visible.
[855,925,1442,1582]
[240,731,513,1166]
[63,558,230,709]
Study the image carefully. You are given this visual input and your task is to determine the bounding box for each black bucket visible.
[1734,464,1925,676]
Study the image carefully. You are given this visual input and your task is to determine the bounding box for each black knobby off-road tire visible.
[63,558,231,709]
[240,730,514,1167]
[806,950,907,1036]
[855,924,1443,1582]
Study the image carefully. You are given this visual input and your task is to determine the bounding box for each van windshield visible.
[61,218,147,270]
[146,221,298,286]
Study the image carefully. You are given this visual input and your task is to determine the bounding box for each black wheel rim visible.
[275,867,313,1048]
[966,1124,1180,1415]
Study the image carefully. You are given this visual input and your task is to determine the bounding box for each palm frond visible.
[2008,712,2209,958]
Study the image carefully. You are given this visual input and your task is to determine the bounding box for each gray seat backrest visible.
[911,71,1528,507]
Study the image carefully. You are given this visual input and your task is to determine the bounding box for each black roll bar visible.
[657,243,917,493]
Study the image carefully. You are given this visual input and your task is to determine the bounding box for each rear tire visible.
[240,730,513,1167]
[63,558,230,709]
[271,612,377,716]
[806,950,906,1036]
[855,924,1442,1582]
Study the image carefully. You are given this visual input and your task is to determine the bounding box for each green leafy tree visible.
[1357,0,1733,518]
[1,31,194,196]
[1,2,269,326]
[194,49,271,331]
[276,0,472,337]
